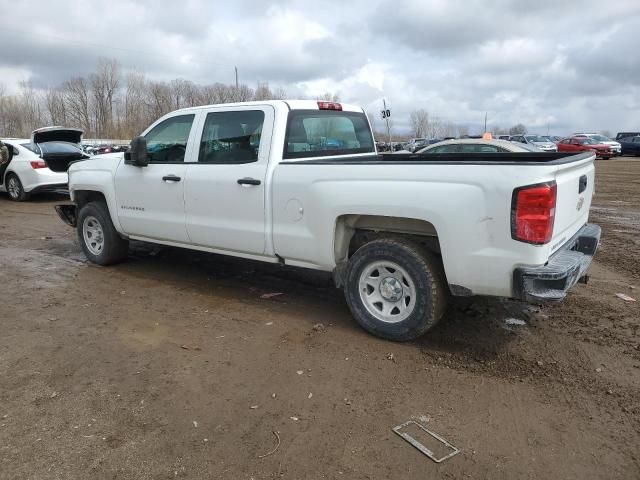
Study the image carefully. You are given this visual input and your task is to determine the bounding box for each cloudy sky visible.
[1,0,639,135]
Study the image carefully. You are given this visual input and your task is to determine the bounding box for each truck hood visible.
[32,127,83,145]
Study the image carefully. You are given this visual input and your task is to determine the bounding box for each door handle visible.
[237,178,261,186]
[162,175,181,182]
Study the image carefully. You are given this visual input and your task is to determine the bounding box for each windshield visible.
[580,138,597,145]
[525,135,548,143]
[590,135,609,142]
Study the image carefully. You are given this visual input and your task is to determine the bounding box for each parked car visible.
[510,134,558,152]
[0,127,87,201]
[497,135,511,141]
[547,135,563,142]
[574,133,621,156]
[557,136,613,159]
[404,138,429,152]
[615,132,640,141]
[618,136,640,156]
[55,100,599,342]
[416,139,542,153]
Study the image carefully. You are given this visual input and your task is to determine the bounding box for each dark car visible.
[619,136,640,156]
[616,132,640,141]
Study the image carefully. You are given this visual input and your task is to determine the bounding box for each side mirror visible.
[125,136,149,167]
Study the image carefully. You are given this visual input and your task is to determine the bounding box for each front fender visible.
[69,168,125,236]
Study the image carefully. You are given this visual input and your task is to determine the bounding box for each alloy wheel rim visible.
[8,177,19,198]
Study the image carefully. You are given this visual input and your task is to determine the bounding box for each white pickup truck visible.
[55,100,600,341]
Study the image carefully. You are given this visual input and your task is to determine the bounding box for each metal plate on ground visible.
[392,420,460,463]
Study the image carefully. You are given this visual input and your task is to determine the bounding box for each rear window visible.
[38,141,84,155]
[284,110,374,159]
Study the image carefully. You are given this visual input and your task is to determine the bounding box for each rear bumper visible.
[513,223,601,303]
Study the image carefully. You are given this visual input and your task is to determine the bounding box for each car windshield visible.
[590,135,609,141]
[580,138,596,145]
[525,135,548,143]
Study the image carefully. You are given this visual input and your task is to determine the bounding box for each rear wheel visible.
[6,173,29,201]
[344,238,448,341]
[77,201,129,265]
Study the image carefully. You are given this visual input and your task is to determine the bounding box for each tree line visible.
[0,58,301,140]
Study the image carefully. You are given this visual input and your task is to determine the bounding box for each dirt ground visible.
[1,159,638,480]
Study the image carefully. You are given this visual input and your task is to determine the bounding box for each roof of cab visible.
[173,99,364,114]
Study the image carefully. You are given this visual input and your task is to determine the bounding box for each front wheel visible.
[6,173,29,201]
[344,238,448,341]
[77,201,129,265]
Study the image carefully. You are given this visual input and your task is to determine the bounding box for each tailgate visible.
[549,154,596,253]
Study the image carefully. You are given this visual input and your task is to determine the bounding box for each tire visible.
[6,173,29,202]
[344,238,448,341]
[77,201,129,265]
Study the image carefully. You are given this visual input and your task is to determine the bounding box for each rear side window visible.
[284,110,374,159]
[198,110,265,164]
[21,142,41,155]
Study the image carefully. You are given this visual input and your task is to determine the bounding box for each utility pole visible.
[484,112,488,133]
[235,66,239,89]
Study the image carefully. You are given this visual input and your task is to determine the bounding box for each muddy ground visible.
[0,159,638,480]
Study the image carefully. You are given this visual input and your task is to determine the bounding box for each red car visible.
[557,136,613,159]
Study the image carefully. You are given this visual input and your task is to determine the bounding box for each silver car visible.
[510,134,558,152]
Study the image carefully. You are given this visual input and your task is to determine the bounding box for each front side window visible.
[198,110,265,164]
[284,110,374,159]
[144,114,194,163]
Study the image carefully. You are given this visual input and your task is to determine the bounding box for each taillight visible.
[317,101,342,111]
[511,182,557,244]
[30,160,47,169]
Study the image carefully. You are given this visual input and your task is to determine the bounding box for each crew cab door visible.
[184,105,274,255]
[114,113,198,243]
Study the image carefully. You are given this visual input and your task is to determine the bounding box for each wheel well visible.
[75,190,107,210]
[333,214,440,272]
[332,215,445,289]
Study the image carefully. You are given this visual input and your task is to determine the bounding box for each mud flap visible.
[55,205,77,227]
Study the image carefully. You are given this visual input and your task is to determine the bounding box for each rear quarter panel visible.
[271,161,572,297]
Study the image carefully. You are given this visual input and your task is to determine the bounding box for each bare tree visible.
[145,81,172,120]
[318,92,340,102]
[90,58,120,137]
[409,109,429,138]
[457,124,470,137]
[63,76,92,134]
[253,82,273,101]
[509,123,527,135]
[45,87,67,126]
[123,71,148,137]
[19,80,44,136]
